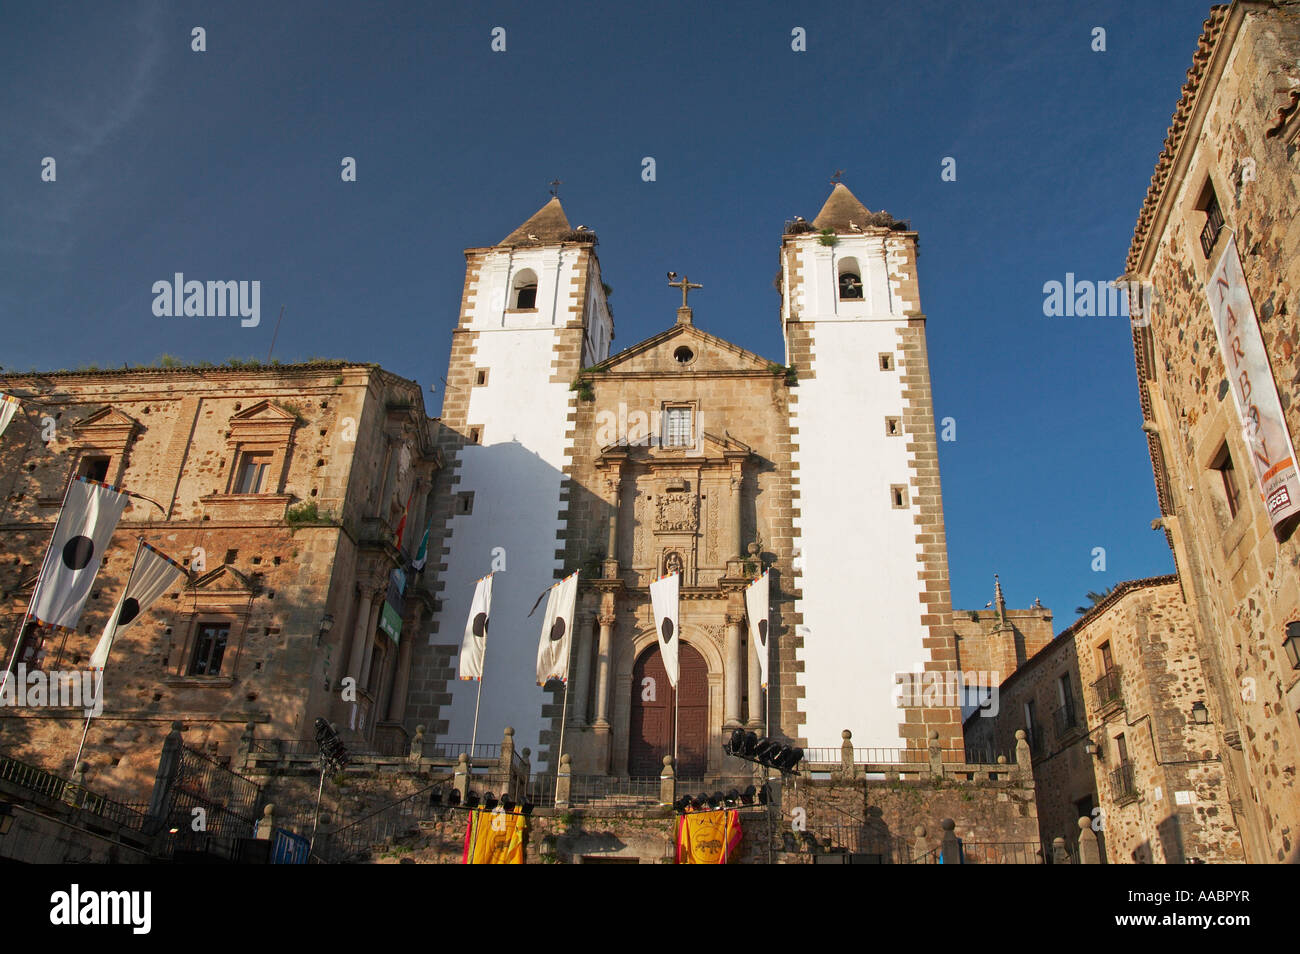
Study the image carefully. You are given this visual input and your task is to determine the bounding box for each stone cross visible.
[668,274,702,308]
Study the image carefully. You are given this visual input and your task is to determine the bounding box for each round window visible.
[674,346,694,364]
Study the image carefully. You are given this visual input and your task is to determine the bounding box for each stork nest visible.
[560,229,598,244]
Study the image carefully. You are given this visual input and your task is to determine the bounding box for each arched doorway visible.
[629,642,708,777]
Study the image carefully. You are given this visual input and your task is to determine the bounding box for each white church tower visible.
[781,183,962,751]
[412,197,612,756]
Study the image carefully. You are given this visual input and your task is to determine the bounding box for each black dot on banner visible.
[472,613,488,639]
[118,597,141,627]
[661,618,674,642]
[549,618,566,642]
[62,536,95,571]
[757,619,768,646]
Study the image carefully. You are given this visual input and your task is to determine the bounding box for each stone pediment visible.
[588,323,777,376]
[190,564,252,596]
[73,406,138,432]
[597,429,750,463]
[229,400,298,427]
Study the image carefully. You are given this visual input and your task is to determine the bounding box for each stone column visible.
[593,611,615,726]
[345,585,375,687]
[724,610,744,728]
[730,465,744,559]
[386,625,416,723]
[358,592,383,692]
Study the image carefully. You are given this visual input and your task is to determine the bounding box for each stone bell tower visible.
[407,196,613,755]
[779,181,962,750]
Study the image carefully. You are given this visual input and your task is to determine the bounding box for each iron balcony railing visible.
[1200,198,1225,258]
[1110,762,1138,804]
[1092,667,1123,710]
[1052,701,1079,739]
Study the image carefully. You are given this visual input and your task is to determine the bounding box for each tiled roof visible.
[1125,5,1232,274]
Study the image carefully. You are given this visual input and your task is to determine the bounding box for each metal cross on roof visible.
[549,178,562,197]
[667,272,702,308]
[830,169,845,184]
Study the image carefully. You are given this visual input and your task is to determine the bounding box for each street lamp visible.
[316,613,335,646]
[1191,701,1210,724]
[1283,621,1300,670]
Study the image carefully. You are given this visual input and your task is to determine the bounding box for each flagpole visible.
[71,536,144,773]
[555,592,577,769]
[1,474,78,695]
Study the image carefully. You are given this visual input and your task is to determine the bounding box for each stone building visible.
[1123,0,1300,861]
[416,181,1001,770]
[966,576,1244,863]
[953,575,1054,708]
[0,362,440,797]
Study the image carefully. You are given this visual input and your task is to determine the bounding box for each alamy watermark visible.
[1042,275,1158,321]
[0,664,102,717]
[895,669,1000,716]
[152,274,260,327]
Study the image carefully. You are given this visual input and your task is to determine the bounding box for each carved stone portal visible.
[655,491,699,532]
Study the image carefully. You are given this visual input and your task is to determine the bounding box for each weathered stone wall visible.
[953,607,1055,680]
[0,364,438,801]
[1125,2,1300,860]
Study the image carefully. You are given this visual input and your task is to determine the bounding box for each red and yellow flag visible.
[675,809,742,863]
[462,807,526,864]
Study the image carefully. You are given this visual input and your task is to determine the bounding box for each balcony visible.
[1200,198,1224,258]
[1091,668,1123,714]
[1052,702,1080,741]
[1109,762,1138,805]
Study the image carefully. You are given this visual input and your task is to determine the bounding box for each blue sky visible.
[0,0,1215,628]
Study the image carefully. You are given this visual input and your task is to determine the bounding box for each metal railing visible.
[424,742,502,762]
[568,775,663,807]
[911,841,1043,864]
[1200,198,1224,258]
[317,781,444,863]
[0,752,67,800]
[1052,702,1079,739]
[1092,668,1123,710]
[0,753,149,832]
[1110,762,1137,803]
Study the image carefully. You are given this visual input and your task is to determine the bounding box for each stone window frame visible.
[221,402,297,497]
[66,407,138,490]
[879,352,895,372]
[884,416,902,437]
[508,267,539,312]
[890,484,909,509]
[660,401,697,450]
[1177,158,1231,276]
[170,611,246,685]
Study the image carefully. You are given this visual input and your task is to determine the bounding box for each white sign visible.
[1205,238,1300,528]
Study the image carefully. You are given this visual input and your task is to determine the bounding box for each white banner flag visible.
[458,574,493,681]
[535,571,579,686]
[31,478,130,631]
[744,570,771,689]
[91,541,187,671]
[650,571,680,689]
[0,394,20,440]
[1205,237,1300,528]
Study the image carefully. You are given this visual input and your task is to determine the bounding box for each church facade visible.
[411,183,965,772]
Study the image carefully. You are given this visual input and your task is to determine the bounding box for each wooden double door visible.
[629,643,708,777]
